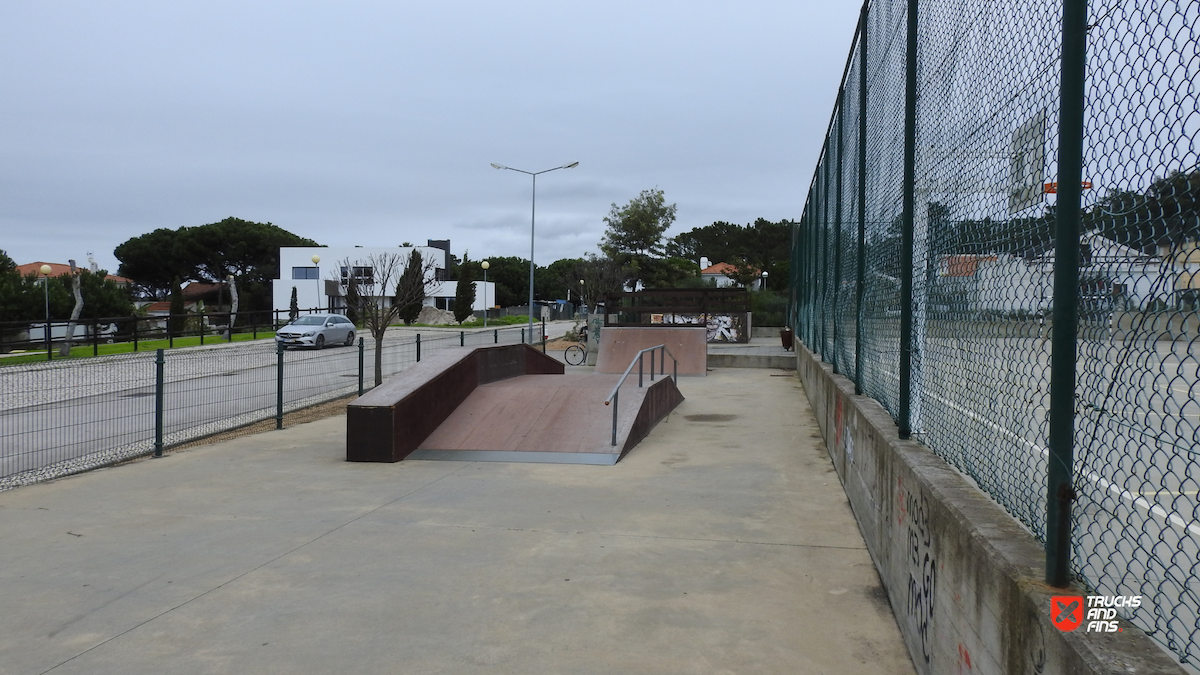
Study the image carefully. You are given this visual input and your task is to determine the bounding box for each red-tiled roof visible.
[182,282,227,299]
[15,262,132,284]
[941,255,997,277]
[700,261,759,275]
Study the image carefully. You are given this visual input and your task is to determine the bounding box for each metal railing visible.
[0,325,534,490]
[791,0,1199,667]
[0,308,302,360]
[603,344,678,446]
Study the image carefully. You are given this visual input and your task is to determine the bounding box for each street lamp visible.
[39,264,51,360]
[490,161,579,342]
[761,270,769,290]
[311,254,321,312]
[481,260,490,328]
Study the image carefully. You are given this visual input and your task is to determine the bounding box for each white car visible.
[275,314,356,349]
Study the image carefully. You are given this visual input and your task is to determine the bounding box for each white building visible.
[272,246,494,317]
[699,257,765,289]
[932,233,1179,315]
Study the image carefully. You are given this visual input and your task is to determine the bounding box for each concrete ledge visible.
[346,345,563,462]
[750,326,787,338]
[795,344,1184,675]
[706,353,795,369]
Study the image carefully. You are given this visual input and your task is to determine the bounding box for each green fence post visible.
[275,341,285,430]
[133,317,139,352]
[806,195,815,349]
[358,337,365,397]
[820,142,832,360]
[898,0,918,440]
[460,330,464,347]
[494,329,498,344]
[542,317,547,354]
[416,333,421,362]
[92,318,99,356]
[1046,0,1088,589]
[154,348,165,458]
[855,0,869,395]
[832,93,845,374]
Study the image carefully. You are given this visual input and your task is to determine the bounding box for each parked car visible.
[275,314,356,349]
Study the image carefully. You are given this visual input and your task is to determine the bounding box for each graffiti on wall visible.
[648,312,746,343]
[898,476,937,664]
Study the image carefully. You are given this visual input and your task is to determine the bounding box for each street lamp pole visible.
[491,161,578,343]
[40,264,52,361]
[311,254,321,312]
[481,260,490,328]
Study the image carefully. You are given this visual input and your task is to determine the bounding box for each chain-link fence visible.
[792,0,1198,667]
[0,326,537,491]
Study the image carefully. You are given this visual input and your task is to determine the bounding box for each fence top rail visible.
[603,344,677,405]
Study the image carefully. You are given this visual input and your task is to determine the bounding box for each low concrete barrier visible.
[795,344,1183,674]
[750,325,786,338]
[346,345,563,462]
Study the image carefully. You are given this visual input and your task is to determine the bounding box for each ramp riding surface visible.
[409,374,638,465]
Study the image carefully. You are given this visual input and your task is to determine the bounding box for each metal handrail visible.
[603,344,679,446]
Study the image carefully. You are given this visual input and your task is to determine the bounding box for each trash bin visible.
[780,327,794,351]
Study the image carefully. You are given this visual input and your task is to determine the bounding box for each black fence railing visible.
[791,0,1198,667]
[0,308,309,359]
[0,325,537,491]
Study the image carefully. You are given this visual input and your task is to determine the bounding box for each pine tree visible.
[396,250,426,325]
[453,253,476,324]
[288,286,299,321]
[168,277,186,336]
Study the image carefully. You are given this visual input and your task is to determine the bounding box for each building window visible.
[340,266,374,285]
[292,267,319,280]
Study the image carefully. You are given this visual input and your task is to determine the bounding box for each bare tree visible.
[573,253,626,313]
[59,260,83,356]
[225,274,239,339]
[336,252,439,385]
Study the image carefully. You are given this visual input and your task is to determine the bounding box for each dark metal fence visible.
[0,326,536,491]
[0,309,299,359]
[792,0,1198,666]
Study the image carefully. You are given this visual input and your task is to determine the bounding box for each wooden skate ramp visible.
[593,327,707,376]
[346,344,683,465]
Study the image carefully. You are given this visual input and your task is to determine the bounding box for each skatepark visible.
[0,332,919,674]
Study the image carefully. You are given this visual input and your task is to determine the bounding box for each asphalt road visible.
[0,324,563,484]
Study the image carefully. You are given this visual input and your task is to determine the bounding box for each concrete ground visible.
[0,367,914,675]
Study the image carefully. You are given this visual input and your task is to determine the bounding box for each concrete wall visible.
[794,344,1184,675]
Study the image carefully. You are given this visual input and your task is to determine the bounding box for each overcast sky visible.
[1,1,860,276]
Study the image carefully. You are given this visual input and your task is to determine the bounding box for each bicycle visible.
[561,331,585,362]
[563,343,587,366]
